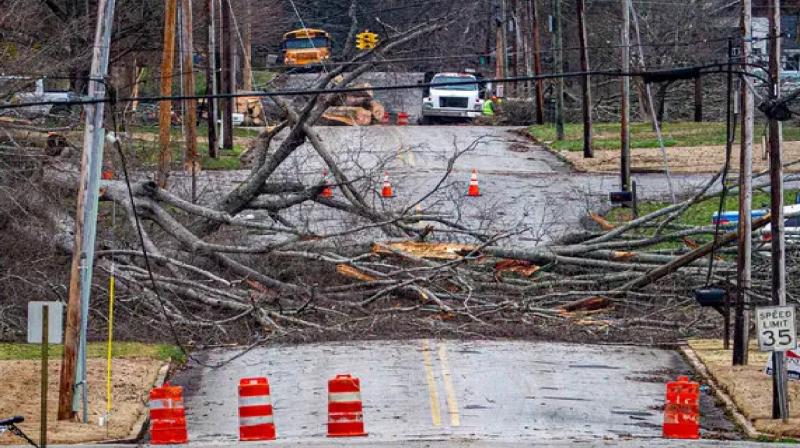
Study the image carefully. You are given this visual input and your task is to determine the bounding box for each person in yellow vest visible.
[482,95,498,116]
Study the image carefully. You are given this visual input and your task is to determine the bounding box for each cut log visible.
[370,101,385,122]
[320,107,373,126]
[560,296,611,313]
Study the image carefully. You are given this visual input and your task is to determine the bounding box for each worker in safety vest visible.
[482,96,500,116]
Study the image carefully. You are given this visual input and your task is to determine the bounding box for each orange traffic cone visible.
[321,170,334,198]
[467,169,481,197]
[381,172,394,198]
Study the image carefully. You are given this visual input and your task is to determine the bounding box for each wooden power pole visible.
[221,0,234,149]
[767,0,790,421]
[554,0,565,140]
[620,0,631,191]
[205,0,218,158]
[157,0,178,188]
[694,77,703,122]
[59,0,117,421]
[495,0,505,97]
[576,0,593,158]
[180,0,199,203]
[530,0,545,124]
[242,0,253,91]
[734,0,753,367]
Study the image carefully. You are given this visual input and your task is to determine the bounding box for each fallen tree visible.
[2,18,799,347]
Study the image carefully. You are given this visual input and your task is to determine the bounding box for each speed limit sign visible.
[756,305,797,352]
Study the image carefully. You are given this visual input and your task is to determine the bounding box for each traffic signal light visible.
[355,33,367,50]
[355,30,379,50]
[365,32,379,48]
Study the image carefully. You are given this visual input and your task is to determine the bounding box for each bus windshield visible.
[284,37,329,50]
[431,75,478,91]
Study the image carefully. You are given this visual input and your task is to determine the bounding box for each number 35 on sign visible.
[756,305,797,352]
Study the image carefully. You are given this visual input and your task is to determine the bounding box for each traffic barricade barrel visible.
[397,112,409,126]
[149,384,188,445]
[662,375,700,439]
[327,374,367,437]
[238,377,276,441]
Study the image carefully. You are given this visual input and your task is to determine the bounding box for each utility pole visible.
[519,0,536,97]
[242,0,253,91]
[767,0,789,421]
[495,0,505,97]
[694,77,703,122]
[734,0,753,367]
[180,0,199,203]
[509,1,517,96]
[620,0,631,192]
[221,0,234,150]
[157,0,178,188]
[554,0,565,140]
[59,0,116,422]
[205,0,218,158]
[530,0,544,124]
[501,0,510,96]
[576,0,593,158]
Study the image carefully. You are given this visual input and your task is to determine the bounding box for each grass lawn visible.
[530,121,800,152]
[0,342,177,444]
[688,339,800,438]
[0,341,184,362]
[606,189,800,228]
[130,124,261,138]
[128,123,258,171]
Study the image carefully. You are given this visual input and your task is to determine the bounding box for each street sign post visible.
[756,305,797,352]
[27,302,64,344]
[28,302,62,448]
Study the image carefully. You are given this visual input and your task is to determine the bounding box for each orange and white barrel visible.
[238,377,276,441]
[327,374,367,437]
[149,385,188,445]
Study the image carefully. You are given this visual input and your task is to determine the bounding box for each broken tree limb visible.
[619,214,773,291]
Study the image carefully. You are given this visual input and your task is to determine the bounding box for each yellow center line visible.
[437,342,461,427]
[421,339,443,427]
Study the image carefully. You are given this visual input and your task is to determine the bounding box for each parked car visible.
[3,77,80,117]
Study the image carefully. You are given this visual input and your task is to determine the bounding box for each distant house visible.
[752,2,800,78]
[753,0,800,16]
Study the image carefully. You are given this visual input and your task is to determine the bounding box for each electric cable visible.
[0,63,770,111]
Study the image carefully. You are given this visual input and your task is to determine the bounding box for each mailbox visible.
[694,288,726,307]
[609,191,633,204]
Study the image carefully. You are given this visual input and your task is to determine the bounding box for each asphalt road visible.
[167,340,742,445]
[177,125,715,243]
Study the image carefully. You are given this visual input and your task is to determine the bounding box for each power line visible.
[0,62,764,111]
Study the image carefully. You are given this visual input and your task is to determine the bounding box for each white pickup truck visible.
[420,72,484,124]
[1,77,78,117]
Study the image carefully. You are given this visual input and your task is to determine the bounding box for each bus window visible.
[284,37,329,50]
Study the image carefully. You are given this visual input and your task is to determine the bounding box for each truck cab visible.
[420,72,484,124]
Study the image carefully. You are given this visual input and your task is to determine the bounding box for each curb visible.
[97,360,171,444]
[678,344,764,439]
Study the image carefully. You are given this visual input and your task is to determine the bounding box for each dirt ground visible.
[688,339,800,437]
[560,141,800,174]
[0,358,164,445]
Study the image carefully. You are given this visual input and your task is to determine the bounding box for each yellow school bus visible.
[281,28,332,67]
